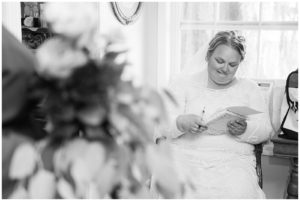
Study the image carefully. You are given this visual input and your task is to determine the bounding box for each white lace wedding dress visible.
[155,70,273,198]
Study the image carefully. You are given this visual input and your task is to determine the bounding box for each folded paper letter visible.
[205,106,262,135]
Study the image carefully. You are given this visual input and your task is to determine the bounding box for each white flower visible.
[53,138,89,175]
[36,37,88,79]
[28,169,56,198]
[44,3,98,39]
[57,178,76,199]
[83,142,106,177]
[145,144,183,198]
[103,29,126,45]
[9,143,38,180]
[71,158,91,197]
[53,139,123,198]
[95,159,120,197]
[70,142,107,197]
[102,29,128,61]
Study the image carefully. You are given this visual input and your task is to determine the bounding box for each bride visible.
[153,31,273,198]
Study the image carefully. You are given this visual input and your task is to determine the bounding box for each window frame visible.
[169,2,298,80]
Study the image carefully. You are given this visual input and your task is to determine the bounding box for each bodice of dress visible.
[157,70,273,154]
[171,78,254,154]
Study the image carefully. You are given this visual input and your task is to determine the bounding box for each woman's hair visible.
[206,30,246,61]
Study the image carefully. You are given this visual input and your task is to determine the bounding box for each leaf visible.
[118,185,152,199]
[51,123,78,141]
[85,126,108,140]
[57,178,76,199]
[140,88,168,123]
[85,182,101,198]
[28,169,56,198]
[8,183,29,198]
[9,143,38,180]
[131,163,143,183]
[44,121,54,133]
[39,140,56,172]
[48,100,75,122]
[83,142,106,177]
[162,88,178,107]
[109,110,130,134]
[143,105,162,122]
[145,145,182,198]
[116,104,152,142]
[96,159,120,197]
[77,105,106,126]
[116,92,135,104]
[70,158,91,197]
[53,139,89,175]
[132,149,151,183]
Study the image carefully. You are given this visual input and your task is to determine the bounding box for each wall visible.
[2,2,22,40]
[99,2,159,88]
[142,2,158,88]
[2,2,160,88]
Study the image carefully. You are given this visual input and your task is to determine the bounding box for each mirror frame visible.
[111,2,143,25]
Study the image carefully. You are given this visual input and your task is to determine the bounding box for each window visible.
[170,2,298,80]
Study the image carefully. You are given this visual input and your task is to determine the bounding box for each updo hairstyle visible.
[206,30,246,62]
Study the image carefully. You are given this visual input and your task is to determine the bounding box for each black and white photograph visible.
[2,1,298,199]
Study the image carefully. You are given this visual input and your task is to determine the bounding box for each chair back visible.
[255,143,263,188]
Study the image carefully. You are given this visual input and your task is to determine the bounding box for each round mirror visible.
[111,2,143,25]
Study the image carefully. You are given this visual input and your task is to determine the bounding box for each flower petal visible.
[83,142,106,177]
[57,178,76,199]
[28,169,56,198]
[71,158,91,197]
[9,143,37,180]
[146,145,182,198]
[8,183,28,199]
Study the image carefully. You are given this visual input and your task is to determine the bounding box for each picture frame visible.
[21,2,51,50]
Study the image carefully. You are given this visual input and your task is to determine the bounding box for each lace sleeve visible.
[234,81,273,144]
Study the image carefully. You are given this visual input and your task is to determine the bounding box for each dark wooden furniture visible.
[271,136,298,199]
[254,143,263,188]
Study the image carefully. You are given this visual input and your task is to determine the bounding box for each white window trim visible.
[169,3,182,80]
[156,2,171,88]
[180,22,298,30]
[169,2,298,80]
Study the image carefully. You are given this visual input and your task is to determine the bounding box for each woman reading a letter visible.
[155,31,273,199]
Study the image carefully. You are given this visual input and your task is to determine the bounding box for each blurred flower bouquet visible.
[6,3,186,199]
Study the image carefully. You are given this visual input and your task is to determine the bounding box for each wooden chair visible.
[254,143,263,188]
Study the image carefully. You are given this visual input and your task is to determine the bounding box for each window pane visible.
[260,30,298,79]
[219,2,259,21]
[181,2,215,21]
[181,30,213,71]
[261,2,298,21]
[235,30,259,78]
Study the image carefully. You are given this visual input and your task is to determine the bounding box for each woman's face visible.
[207,44,242,85]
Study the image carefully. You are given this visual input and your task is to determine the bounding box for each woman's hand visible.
[227,118,247,136]
[176,114,207,134]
